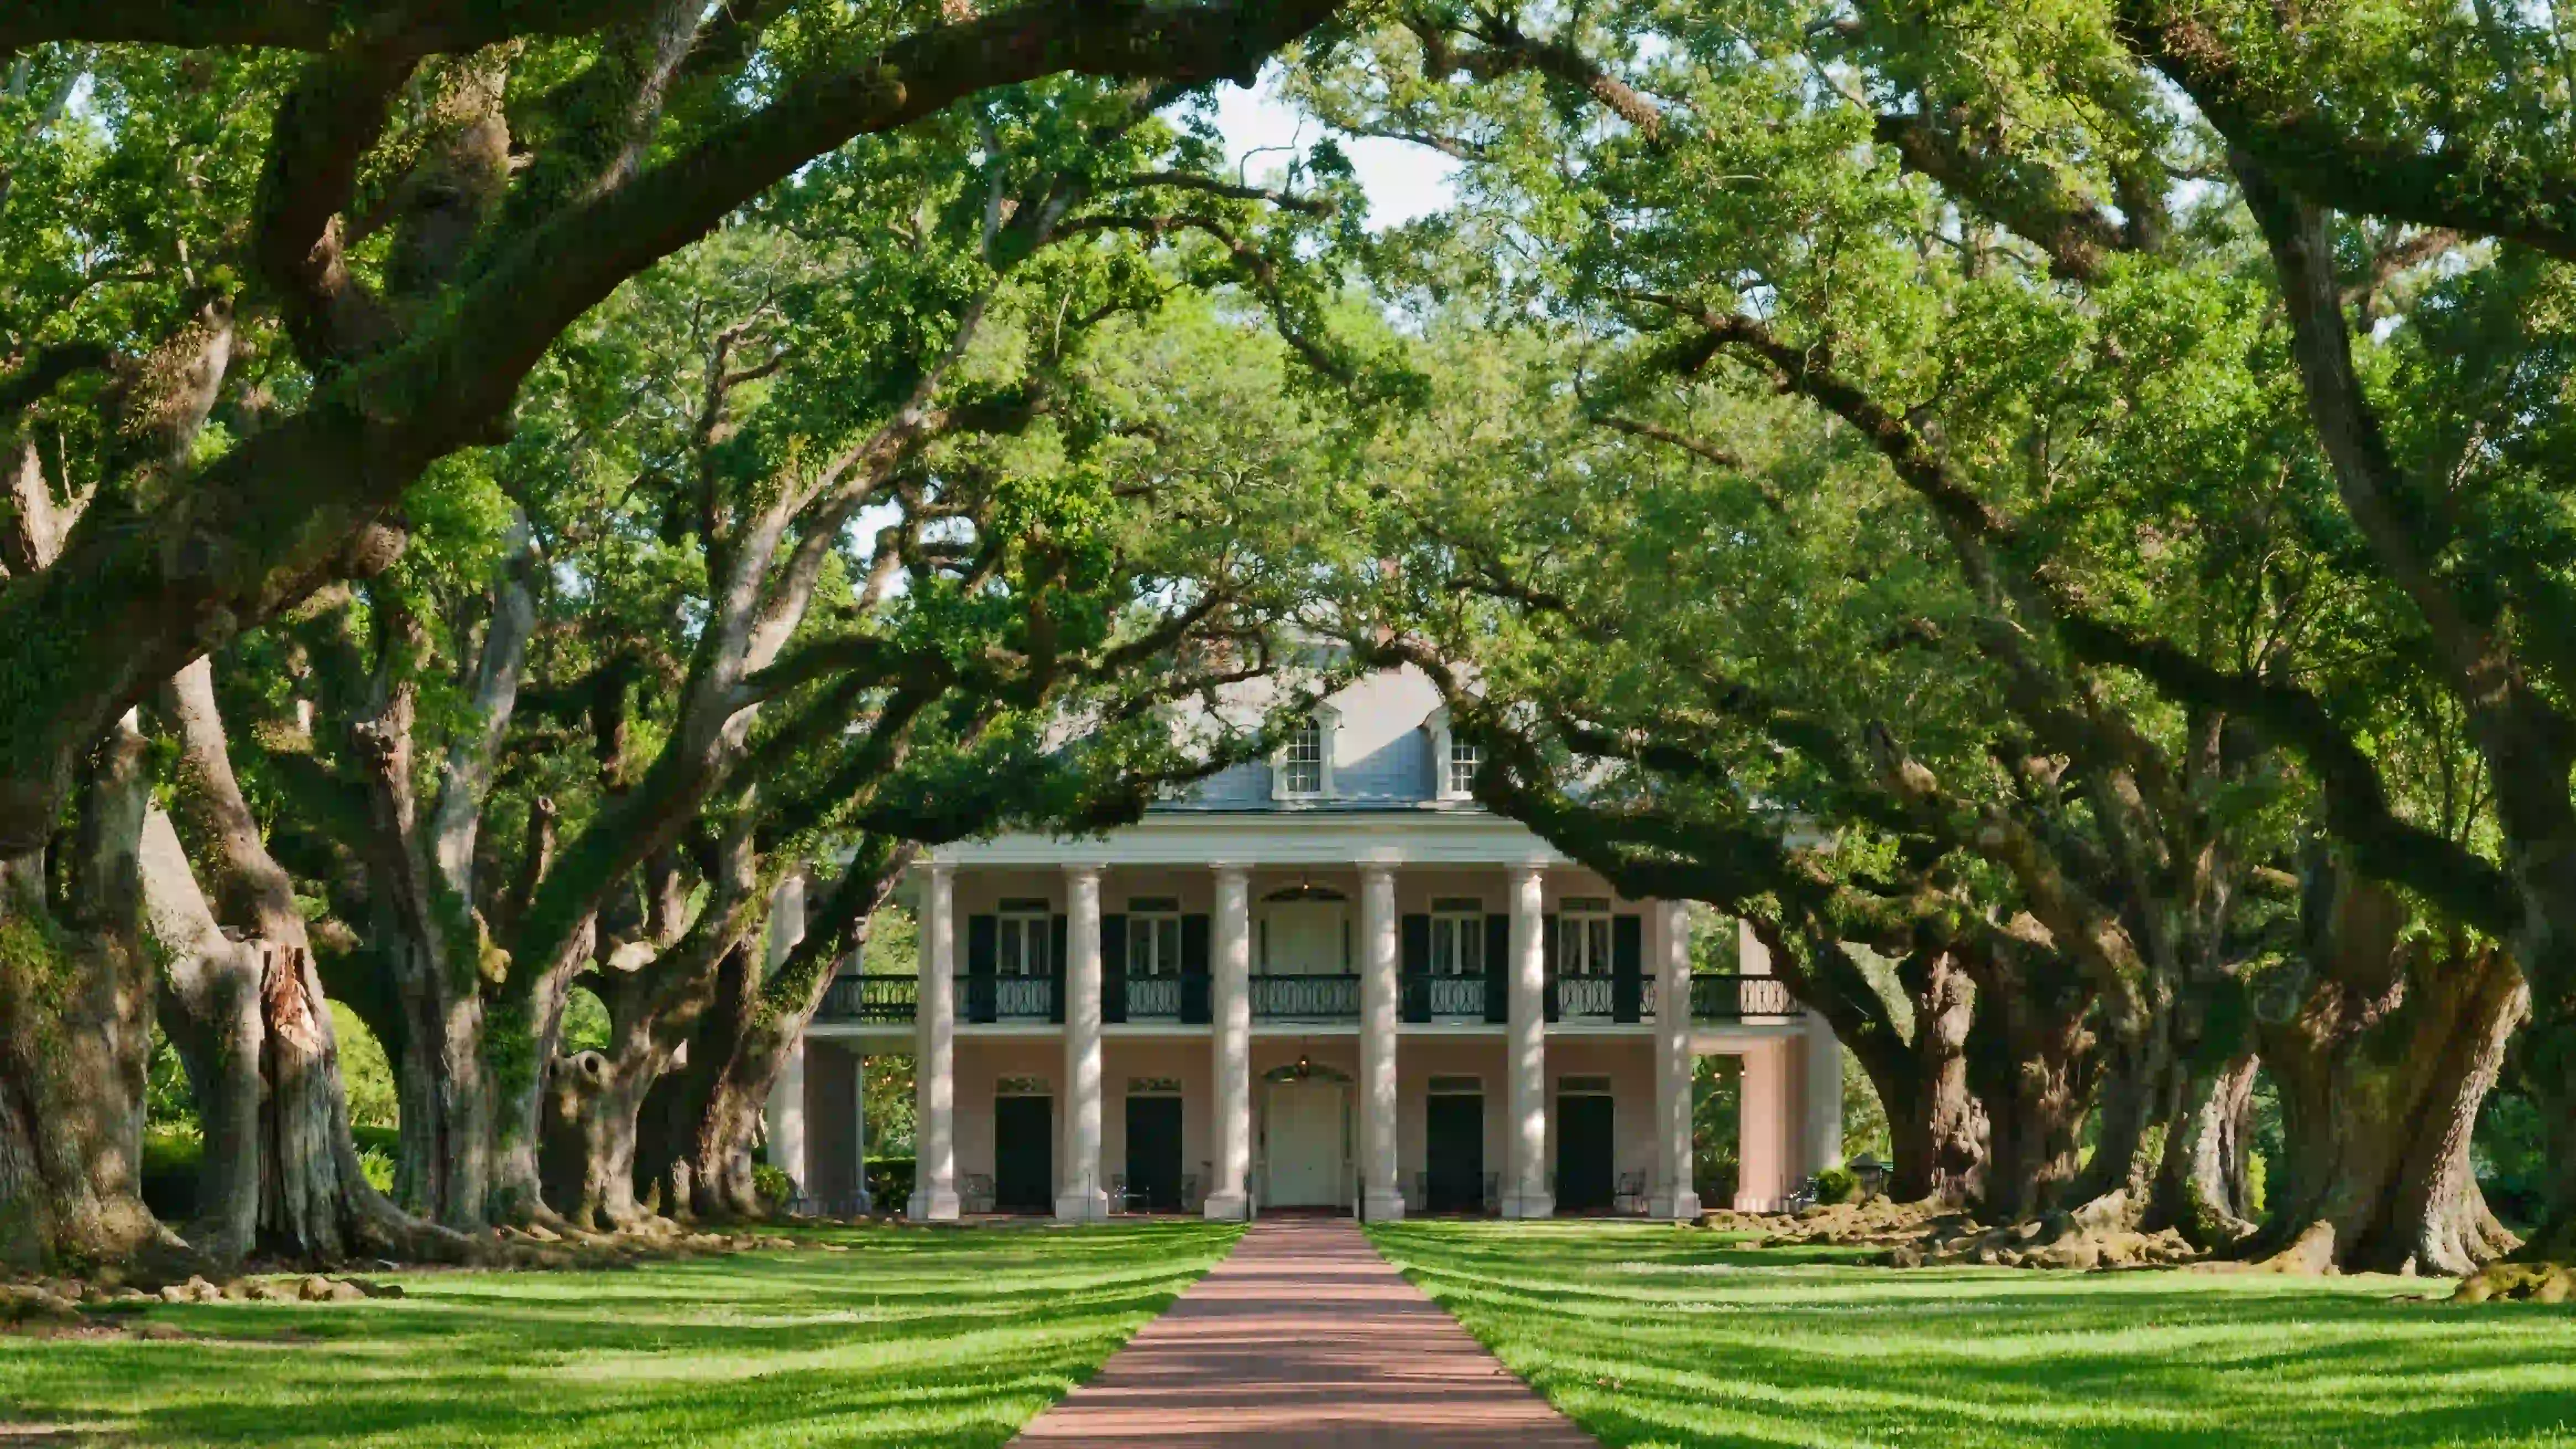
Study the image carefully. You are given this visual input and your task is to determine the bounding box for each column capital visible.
[1209,862,1252,881]
[920,859,955,881]
[1358,862,1397,886]
[1508,864,1546,887]
[1061,863,1102,885]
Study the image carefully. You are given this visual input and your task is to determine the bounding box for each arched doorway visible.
[1259,1058,1352,1210]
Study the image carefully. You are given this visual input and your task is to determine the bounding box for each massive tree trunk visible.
[145,659,460,1265]
[0,714,181,1272]
[2147,1049,2260,1249]
[1873,944,1986,1207]
[1963,950,2099,1221]
[641,849,905,1221]
[2250,873,2526,1275]
[542,854,767,1233]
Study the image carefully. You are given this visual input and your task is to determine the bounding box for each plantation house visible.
[767,665,1843,1220]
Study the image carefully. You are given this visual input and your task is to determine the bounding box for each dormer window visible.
[1277,716,1326,797]
[1446,735,1480,797]
[1428,705,1477,802]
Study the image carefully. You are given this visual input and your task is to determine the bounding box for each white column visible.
[1803,1008,1845,1177]
[1650,902,1701,1220]
[1502,866,1553,1219]
[850,1045,872,1213]
[1057,865,1109,1222]
[1358,865,1405,1221]
[1738,916,1770,976]
[762,873,809,1202]
[1206,865,1253,1220]
[908,864,959,1221]
[1737,1042,1793,1210]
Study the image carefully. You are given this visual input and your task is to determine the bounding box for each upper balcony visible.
[812,970,1802,1028]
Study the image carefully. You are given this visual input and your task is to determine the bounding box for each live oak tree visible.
[1300,0,2542,1271]
[0,1,1361,1265]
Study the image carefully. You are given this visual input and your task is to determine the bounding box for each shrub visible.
[752,1163,796,1211]
[1812,1165,1858,1205]
[866,1157,916,1209]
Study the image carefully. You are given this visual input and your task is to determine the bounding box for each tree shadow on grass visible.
[1369,1222,2576,1449]
[0,1221,1242,1449]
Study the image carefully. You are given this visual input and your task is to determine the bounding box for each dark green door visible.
[1425,1095,1484,1212]
[1557,1094,1614,1212]
[995,1096,1053,1213]
[1125,1097,1183,1212]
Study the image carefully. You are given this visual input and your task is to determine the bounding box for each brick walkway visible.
[1009,1216,1601,1447]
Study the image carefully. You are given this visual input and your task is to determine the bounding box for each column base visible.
[1650,1190,1702,1222]
[1499,1190,1554,1221]
[907,1186,959,1222]
[1201,1190,1251,1222]
[852,1190,874,1215]
[1362,1190,1408,1223]
[1054,1189,1111,1223]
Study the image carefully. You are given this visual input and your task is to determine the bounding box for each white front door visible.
[1265,902,1346,975]
[1264,1081,1346,1207]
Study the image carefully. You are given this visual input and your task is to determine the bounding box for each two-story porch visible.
[769,813,1845,1221]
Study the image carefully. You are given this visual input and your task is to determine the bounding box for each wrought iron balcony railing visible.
[1123,975,1184,1022]
[1251,972,1360,1022]
[815,974,916,1024]
[1689,974,1802,1021]
[1555,976,1616,1020]
[1398,972,1492,1023]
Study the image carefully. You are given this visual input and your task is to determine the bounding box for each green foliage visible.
[1812,1166,1859,1205]
[751,1163,796,1210]
[556,987,612,1058]
[2475,1086,2551,1229]
[330,1002,400,1132]
[144,1023,197,1130]
[865,1156,916,1209]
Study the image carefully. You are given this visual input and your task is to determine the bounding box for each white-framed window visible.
[1557,896,1612,976]
[1446,735,1480,797]
[1429,896,1485,977]
[1427,705,1480,802]
[1127,897,1183,977]
[996,897,1052,977]
[1277,715,1326,797]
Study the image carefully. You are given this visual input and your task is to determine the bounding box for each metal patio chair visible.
[1612,1170,1650,1216]
[1108,1174,1147,1215]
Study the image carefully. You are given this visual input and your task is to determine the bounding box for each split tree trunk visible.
[641,850,904,1221]
[148,658,464,1265]
[541,876,765,1233]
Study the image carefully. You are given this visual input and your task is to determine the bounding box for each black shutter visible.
[1484,914,1510,1023]
[1180,915,1211,1023]
[965,916,998,1023]
[1542,914,1560,1023]
[1100,914,1129,1024]
[1048,914,1068,1024]
[1401,914,1433,1023]
[1612,914,1644,1022]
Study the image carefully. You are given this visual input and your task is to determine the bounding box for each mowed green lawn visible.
[1,1221,1240,1448]
[1368,1221,2576,1449]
